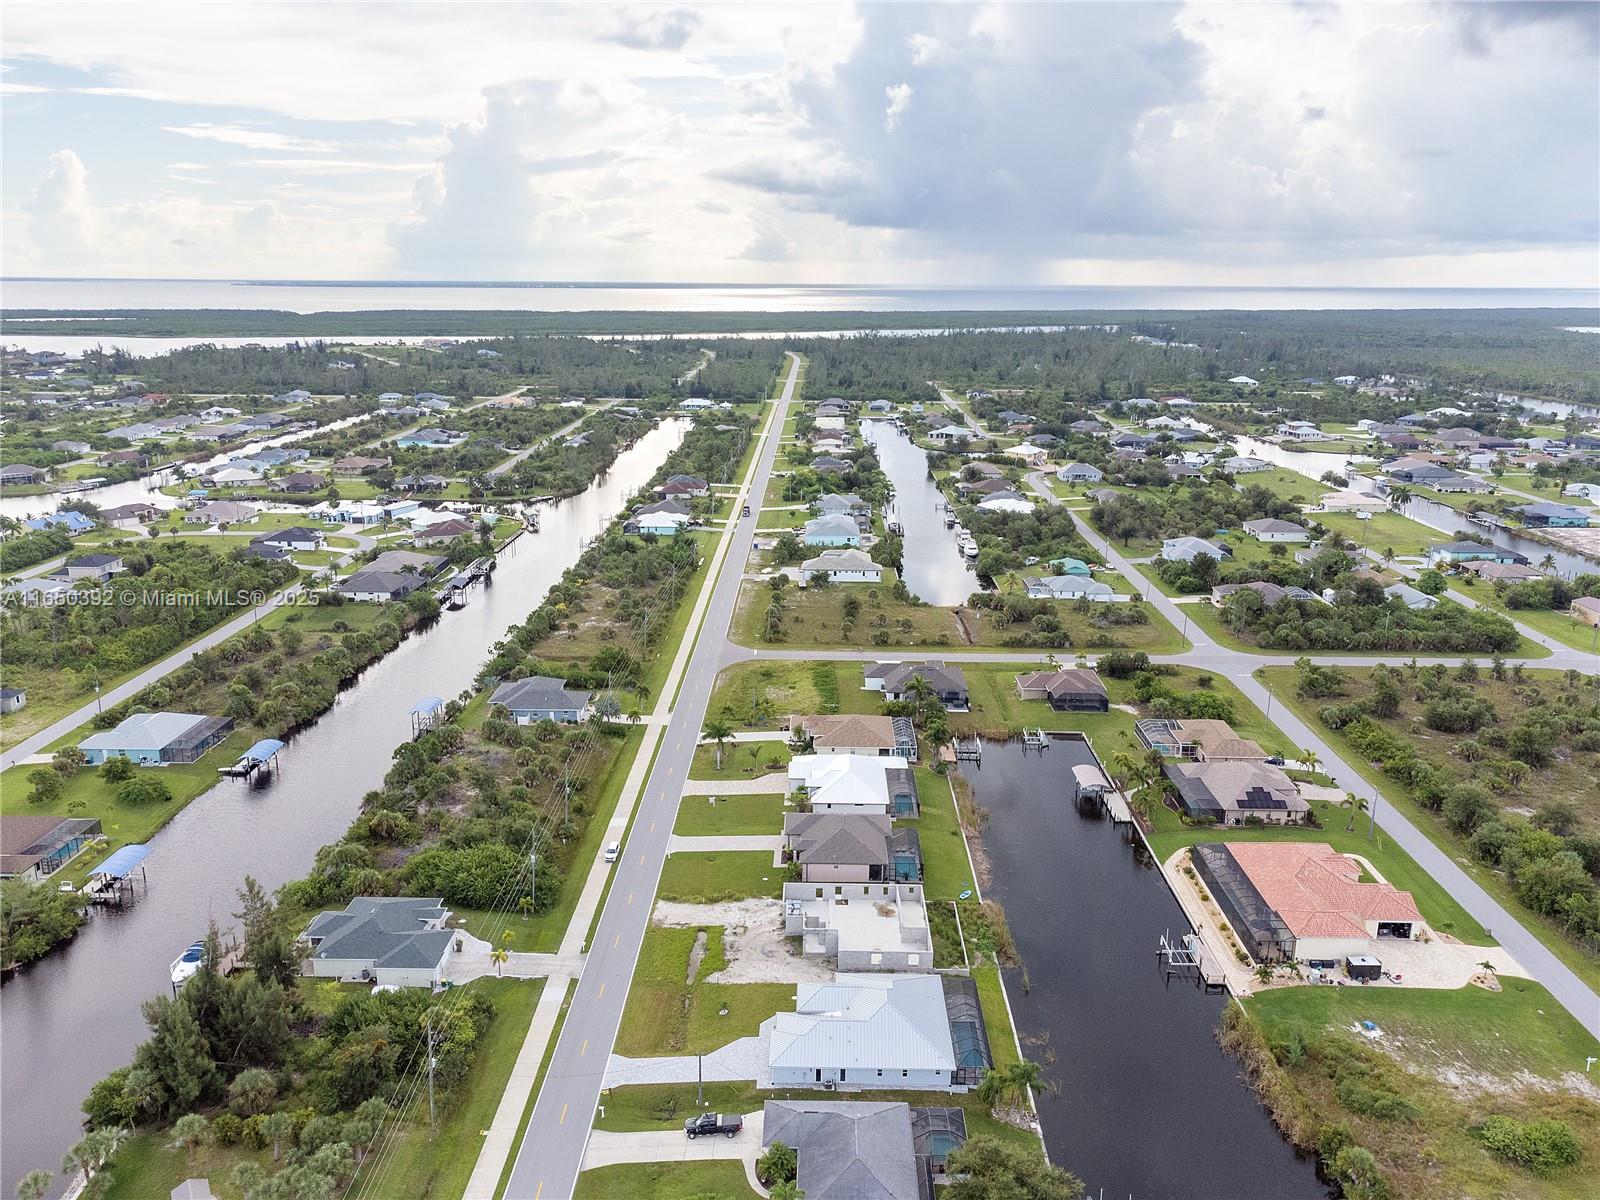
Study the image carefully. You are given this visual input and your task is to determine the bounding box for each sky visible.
[2,1,1597,287]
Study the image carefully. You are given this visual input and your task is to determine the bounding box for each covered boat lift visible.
[410,696,445,739]
[81,843,152,907]
[219,738,285,778]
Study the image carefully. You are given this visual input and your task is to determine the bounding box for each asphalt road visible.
[502,356,799,1200]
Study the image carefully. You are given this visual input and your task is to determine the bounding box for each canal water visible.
[1194,424,1599,577]
[860,419,979,605]
[964,737,1325,1200]
[0,410,379,522]
[0,418,687,1197]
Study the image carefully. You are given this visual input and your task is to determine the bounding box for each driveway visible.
[687,774,790,794]
[442,931,586,985]
[582,1110,768,1196]
[667,835,783,854]
[604,1032,771,1088]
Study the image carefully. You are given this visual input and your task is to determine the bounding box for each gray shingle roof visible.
[490,675,592,714]
[762,1101,921,1200]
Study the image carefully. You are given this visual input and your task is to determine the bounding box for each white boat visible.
[170,940,206,987]
[959,536,979,559]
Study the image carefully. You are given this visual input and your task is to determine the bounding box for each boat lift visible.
[1159,930,1227,992]
[410,696,446,740]
[219,738,284,779]
[81,843,152,908]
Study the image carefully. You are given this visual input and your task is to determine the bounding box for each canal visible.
[964,737,1325,1200]
[861,418,979,605]
[1195,424,1599,578]
[0,418,687,1197]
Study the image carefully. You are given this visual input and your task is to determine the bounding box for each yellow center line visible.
[613,933,620,948]
[627,891,634,905]
[598,982,605,998]
[649,821,656,832]
[535,1182,543,1200]
[559,1102,568,1124]
[580,1039,588,1056]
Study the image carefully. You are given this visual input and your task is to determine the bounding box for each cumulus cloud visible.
[607,7,701,51]
[883,82,912,132]
[26,148,99,255]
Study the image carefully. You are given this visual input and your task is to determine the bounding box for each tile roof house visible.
[784,883,933,970]
[1163,761,1309,826]
[1192,842,1422,966]
[783,813,922,884]
[1014,668,1108,712]
[489,676,594,723]
[797,714,918,759]
[1138,717,1268,762]
[764,973,960,1090]
[302,896,455,989]
[864,661,968,709]
[413,517,477,545]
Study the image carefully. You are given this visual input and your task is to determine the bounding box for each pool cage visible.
[1190,843,1295,963]
[941,975,994,1088]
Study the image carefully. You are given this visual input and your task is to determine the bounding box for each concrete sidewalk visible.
[666,835,783,854]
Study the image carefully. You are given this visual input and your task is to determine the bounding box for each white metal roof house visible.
[489,676,594,723]
[788,755,919,816]
[1056,462,1103,483]
[79,712,234,765]
[783,882,933,970]
[1021,575,1122,602]
[1160,536,1233,563]
[764,973,959,1090]
[1242,518,1309,543]
[800,548,882,583]
[302,897,455,989]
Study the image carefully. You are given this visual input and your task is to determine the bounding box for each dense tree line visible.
[1220,588,1521,653]
[0,879,85,966]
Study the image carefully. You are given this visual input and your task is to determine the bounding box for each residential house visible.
[395,428,466,449]
[784,882,933,969]
[186,500,259,526]
[413,517,477,546]
[956,476,1015,497]
[1021,576,1120,602]
[815,492,869,517]
[761,1100,967,1200]
[0,464,47,485]
[1049,556,1092,575]
[252,527,325,553]
[1454,560,1544,583]
[270,472,328,494]
[975,490,1034,514]
[1001,443,1048,467]
[1111,433,1155,450]
[1211,581,1322,607]
[796,714,918,760]
[1433,474,1493,494]
[1561,483,1600,503]
[207,466,262,486]
[79,711,234,765]
[0,815,102,882]
[1160,536,1233,563]
[811,456,852,474]
[1383,582,1438,610]
[1069,419,1103,434]
[24,510,95,535]
[1276,421,1328,441]
[333,455,390,475]
[1137,718,1267,762]
[1383,458,1459,485]
[1191,842,1421,966]
[274,389,312,405]
[0,688,27,716]
[489,676,594,723]
[394,474,449,492]
[1514,502,1591,528]
[365,549,446,576]
[788,755,920,816]
[800,549,882,583]
[64,553,124,582]
[100,502,159,527]
[1427,542,1527,566]
[924,426,973,444]
[1243,518,1310,543]
[51,439,91,455]
[764,973,963,1090]
[1056,462,1104,483]
[1227,375,1260,388]
[783,816,922,883]
[658,474,710,497]
[1163,761,1309,826]
[802,514,863,547]
[1222,456,1273,474]
[301,897,455,989]
[335,570,427,602]
[1013,668,1108,712]
[864,661,969,709]
[1570,596,1600,629]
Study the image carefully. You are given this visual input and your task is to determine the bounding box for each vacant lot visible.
[673,794,787,836]
[705,660,879,727]
[657,851,783,904]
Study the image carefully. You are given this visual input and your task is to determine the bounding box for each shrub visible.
[1477,1115,1582,1175]
[117,774,173,806]
[99,756,136,783]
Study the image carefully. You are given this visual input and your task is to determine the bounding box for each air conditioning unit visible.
[822,1080,836,1091]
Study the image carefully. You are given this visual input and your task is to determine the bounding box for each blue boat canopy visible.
[409,697,445,714]
[241,738,285,764]
[93,844,151,879]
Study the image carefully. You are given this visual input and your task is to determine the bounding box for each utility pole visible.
[426,1012,437,1129]
[697,1052,704,1107]
[529,849,538,914]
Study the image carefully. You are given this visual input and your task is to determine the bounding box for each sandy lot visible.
[651,898,832,984]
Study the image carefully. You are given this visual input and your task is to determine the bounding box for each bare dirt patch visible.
[652,898,832,984]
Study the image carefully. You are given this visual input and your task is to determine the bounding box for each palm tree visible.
[1300,748,1320,775]
[904,674,938,718]
[62,1128,123,1186]
[702,720,735,770]
[1387,485,1413,511]
[490,945,510,977]
[1106,751,1140,798]
[768,1182,805,1200]
[1345,793,1368,833]
[1539,553,1557,575]
[231,1161,269,1200]
[261,1111,293,1162]
[15,1169,53,1200]
[1001,1060,1048,1112]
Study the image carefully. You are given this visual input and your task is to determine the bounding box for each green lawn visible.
[704,660,878,729]
[656,851,783,903]
[615,926,794,1057]
[1310,509,1442,558]
[673,794,787,836]
[1445,575,1600,654]
[689,740,791,781]
[973,964,1021,1074]
[908,766,976,899]
[1258,666,1600,992]
[574,1161,760,1200]
[1248,978,1599,1083]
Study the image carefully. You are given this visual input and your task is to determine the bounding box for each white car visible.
[603,841,621,863]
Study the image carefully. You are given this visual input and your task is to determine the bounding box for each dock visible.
[1158,930,1227,992]
[1020,728,1049,751]
[952,737,982,763]
[219,738,284,779]
[411,696,446,739]
[80,843,151,908]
